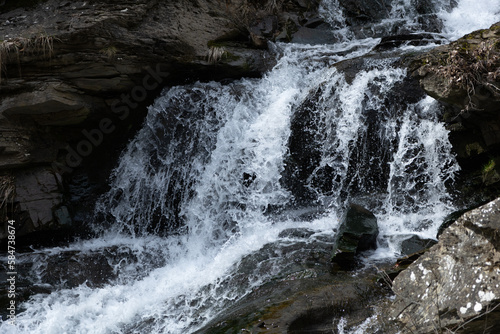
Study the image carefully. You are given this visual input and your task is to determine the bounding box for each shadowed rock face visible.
[389,198,500,334]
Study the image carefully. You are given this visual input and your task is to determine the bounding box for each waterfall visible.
[2,1,499,333]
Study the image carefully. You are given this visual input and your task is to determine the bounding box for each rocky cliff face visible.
[0,0,326,240]
[2,1,488,243]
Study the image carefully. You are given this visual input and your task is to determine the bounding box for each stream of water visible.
[2,0,500,333]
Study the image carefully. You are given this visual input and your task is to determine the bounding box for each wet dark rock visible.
[336,0,448,38]
[388,198,500,333]
[411,0,446,32]
[40,251,117,288]
[283,54,427,206]
[0,243,169,320]
[374,33,444,51]
[282,86,325,203]
[340,204,379,253]
[332,204,379,270]
[339,0,392,23]
[0,249,113,319]
[234,236,335,281]
[303,16,325,29]
[273,205,326,222]
[197,273,387,334]
[278,228,316,239]
[400,235,437,256]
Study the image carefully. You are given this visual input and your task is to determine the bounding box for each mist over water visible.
[1,0,499,333]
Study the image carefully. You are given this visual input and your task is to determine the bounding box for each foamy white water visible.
[440,0,500,39]
[2,0,498,332]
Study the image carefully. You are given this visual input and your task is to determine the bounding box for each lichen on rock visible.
[389,198,500,333]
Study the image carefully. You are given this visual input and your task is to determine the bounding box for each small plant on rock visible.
[0,32,57,84]
[100,46,118,61]
[0,174,15,218]
[483,158,496,174]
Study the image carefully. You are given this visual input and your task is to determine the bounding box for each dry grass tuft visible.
[0,33,58,84]
[426,39,500,112]
[0,174,15,211]
[100,45,117,61]
[207,46,227,63]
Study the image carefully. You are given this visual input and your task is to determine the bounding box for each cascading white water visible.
[2,0,499,333]
[375,96,461,256]
[440,0,500,39]
[306,63,409,207]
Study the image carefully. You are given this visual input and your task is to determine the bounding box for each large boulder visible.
[389,198,500,333]
[332,204,379,269]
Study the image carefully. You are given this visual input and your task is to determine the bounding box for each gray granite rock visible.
[390,198,500,333]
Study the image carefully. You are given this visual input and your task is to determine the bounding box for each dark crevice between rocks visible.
[449,145,500,210]
[0,0,49,13]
